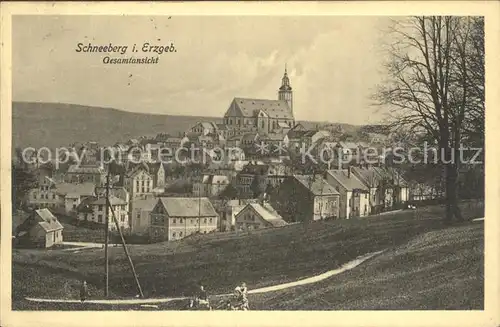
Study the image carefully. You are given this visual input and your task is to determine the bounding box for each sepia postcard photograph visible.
[1,2,499,327]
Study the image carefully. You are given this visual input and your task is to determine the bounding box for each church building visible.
[223,66,295,138]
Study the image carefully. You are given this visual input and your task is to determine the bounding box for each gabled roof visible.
[34,209,64,232]
[157,197,218,217]
[373,167,409,187]
[146,162,164,175]
[131,197,158,212]
[351,166,386,188]
[67,165,105,174]
[326,170,369,192]
[55,182,96,197]
[293,175,340,196]
[201,121,218,130]
[91,195,127,206]
[216,123,228,131]
[95,186,129,201]
[201,174,230,185]
[242,133,259,142]
[226,98,293,120]
[127,164,153,179]
[290,123,307,131]
[287,130,309,140]
[261,133,286,141]
[239,203,287,227]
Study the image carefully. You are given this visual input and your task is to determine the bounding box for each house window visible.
[99,205,103,211]
[172,232,176,238]
[209,218,212,223]
[180,219,183,224]
[137,212,141,219]
[191,219,194,224]
[173,219,176,224]
[98,214,103,223]
[121,214,125,222]
[203,218,207,223]
[179,232,183,237]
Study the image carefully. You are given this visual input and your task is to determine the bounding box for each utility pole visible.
[108,200,144,298]
[104,171,110,297]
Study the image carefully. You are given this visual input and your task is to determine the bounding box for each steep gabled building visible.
[222,67,295,138]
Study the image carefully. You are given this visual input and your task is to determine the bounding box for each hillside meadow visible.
[12,202,483,310]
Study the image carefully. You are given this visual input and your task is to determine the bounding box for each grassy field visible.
[251,222,483,310]
[12,202,484,310]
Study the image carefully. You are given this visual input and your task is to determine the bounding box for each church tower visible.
[278,64,293,113]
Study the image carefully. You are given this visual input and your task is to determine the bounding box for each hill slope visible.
[12,203,483,310]
[12,101,361,152]
[12,101,221,150]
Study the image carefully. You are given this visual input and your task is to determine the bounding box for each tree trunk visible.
[443,149,463,223]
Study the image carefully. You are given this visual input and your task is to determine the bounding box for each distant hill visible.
[12,101,362,152]
[12,102,221,151]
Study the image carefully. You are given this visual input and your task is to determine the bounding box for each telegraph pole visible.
[104,171,110,297]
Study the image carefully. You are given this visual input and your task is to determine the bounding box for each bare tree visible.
[375,16,484,222]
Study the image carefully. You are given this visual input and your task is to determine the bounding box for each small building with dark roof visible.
[14,209,64,248]
[234,202,287,231]
[149,197,219,242]
[326,169,370,218]
[271,174,340,223]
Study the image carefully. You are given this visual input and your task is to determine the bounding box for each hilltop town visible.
[12,67,482,247]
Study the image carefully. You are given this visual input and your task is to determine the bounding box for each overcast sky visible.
[13,15,394,124]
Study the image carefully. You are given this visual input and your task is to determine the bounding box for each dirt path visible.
[25,250,385,305]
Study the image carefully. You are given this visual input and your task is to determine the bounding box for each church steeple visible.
[278,64,293,113]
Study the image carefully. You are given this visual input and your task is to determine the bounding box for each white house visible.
[55,182,96,215]
[149,197,219,242]
[76,195,129,230]
[234,202,287,231]
[123,165,154,199]
[326,169,370,218]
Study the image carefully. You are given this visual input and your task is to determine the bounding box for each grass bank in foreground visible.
[12,202,483,310]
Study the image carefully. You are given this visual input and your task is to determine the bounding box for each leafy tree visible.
[12,163,38,210]
[250,175,263,198]
[219,183,239,200]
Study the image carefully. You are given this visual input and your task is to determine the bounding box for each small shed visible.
[15,209,64,248]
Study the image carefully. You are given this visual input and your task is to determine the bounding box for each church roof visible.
[226,98,293,120]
